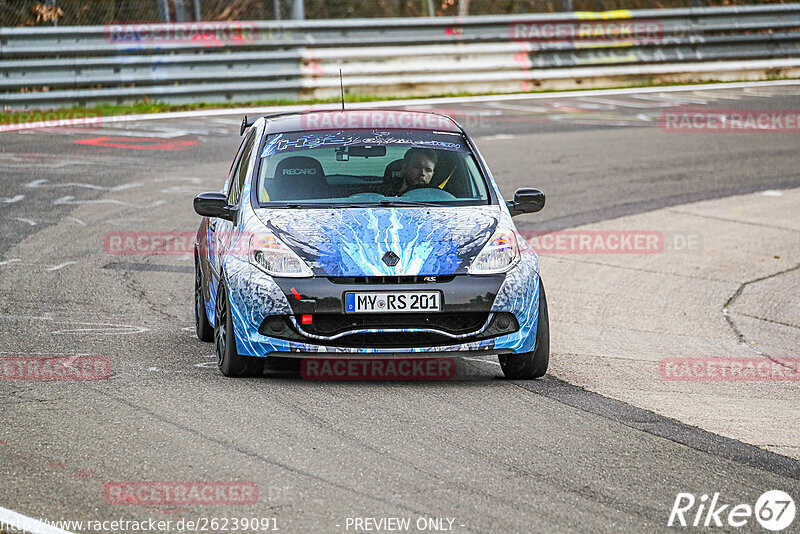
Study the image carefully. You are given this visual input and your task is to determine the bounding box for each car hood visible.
[252,206,499,277]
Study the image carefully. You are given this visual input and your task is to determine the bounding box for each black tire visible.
[499,277,549,379]
[195,255,213,342]
[214,280,265,378]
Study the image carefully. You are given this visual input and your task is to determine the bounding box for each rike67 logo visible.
[668,490,795,531]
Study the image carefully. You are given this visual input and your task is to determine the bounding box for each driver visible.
[386,148,437,196]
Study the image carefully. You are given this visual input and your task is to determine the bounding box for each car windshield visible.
[255,129,490,206]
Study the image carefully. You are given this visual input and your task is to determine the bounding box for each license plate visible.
[344,291,442,313]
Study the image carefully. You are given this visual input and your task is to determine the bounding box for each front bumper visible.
[222,253,540,357]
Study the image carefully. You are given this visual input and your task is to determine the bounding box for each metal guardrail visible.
[2,4,800,108]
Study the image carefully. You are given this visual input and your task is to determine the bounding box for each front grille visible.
[259,312,518,349]
[328,275,456,284]
[300,312,489,337]
[319,331,464,348]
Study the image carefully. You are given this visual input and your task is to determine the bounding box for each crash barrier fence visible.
[2,4,800,108]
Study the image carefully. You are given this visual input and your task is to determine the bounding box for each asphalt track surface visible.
[2,83,800,533]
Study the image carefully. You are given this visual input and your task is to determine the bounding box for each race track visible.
[1,82,799,534]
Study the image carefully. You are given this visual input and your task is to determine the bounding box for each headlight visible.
[249,232,313,278]
[468,229,520,274]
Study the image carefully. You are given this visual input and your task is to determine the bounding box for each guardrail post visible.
[157,0,171,22]
[425,0,435,16]
[174,0,188,21]
[562,0,573,12]
[291,0,305,20]
[194,0,201,21]
[458,0,469,16]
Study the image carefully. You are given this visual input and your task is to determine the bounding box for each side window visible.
[224,135,248,196]
[227,131,256,206]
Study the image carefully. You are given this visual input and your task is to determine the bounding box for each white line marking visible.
[0,258,22,266]
[629,94,702,106]
[690,90,741,100]
[51,323,150,335]
[78,128,192,138]
[641,93,709,105]
[53,196,166,208]
[27,179,141,191]
[151,177,205,183]
[0,506,74,534]
[557,100,612,110]
[14,217,37,226]
[462,356,501,366]
[2,81,797,133]
[210,118,242,125]
[477,134,515,141]
[0,351,91,355]
[67,216,87,226]
[0,312,55,321]
[46,261,76,271]
[0,194,25,203]
[0,158,96,169]
[482,102,546,113]
[761,190,784,197]
[581,97,662,109]
[742,87,784,97]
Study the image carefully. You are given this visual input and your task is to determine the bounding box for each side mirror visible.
[193,192,237,221]
[506,188,545,217]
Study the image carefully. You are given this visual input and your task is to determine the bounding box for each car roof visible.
[259,109,463,135]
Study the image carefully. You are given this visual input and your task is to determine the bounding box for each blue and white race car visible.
[193,110,548,379]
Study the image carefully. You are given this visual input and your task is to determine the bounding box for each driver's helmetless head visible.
[402,148,437,188]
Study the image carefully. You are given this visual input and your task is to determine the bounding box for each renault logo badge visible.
[382,251,399,267]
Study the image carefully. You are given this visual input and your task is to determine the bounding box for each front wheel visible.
[499,277,549,379]
[215,280,264,378]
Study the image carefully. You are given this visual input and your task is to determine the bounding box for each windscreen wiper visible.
[376,200,441,207]
[272,203,337,209]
